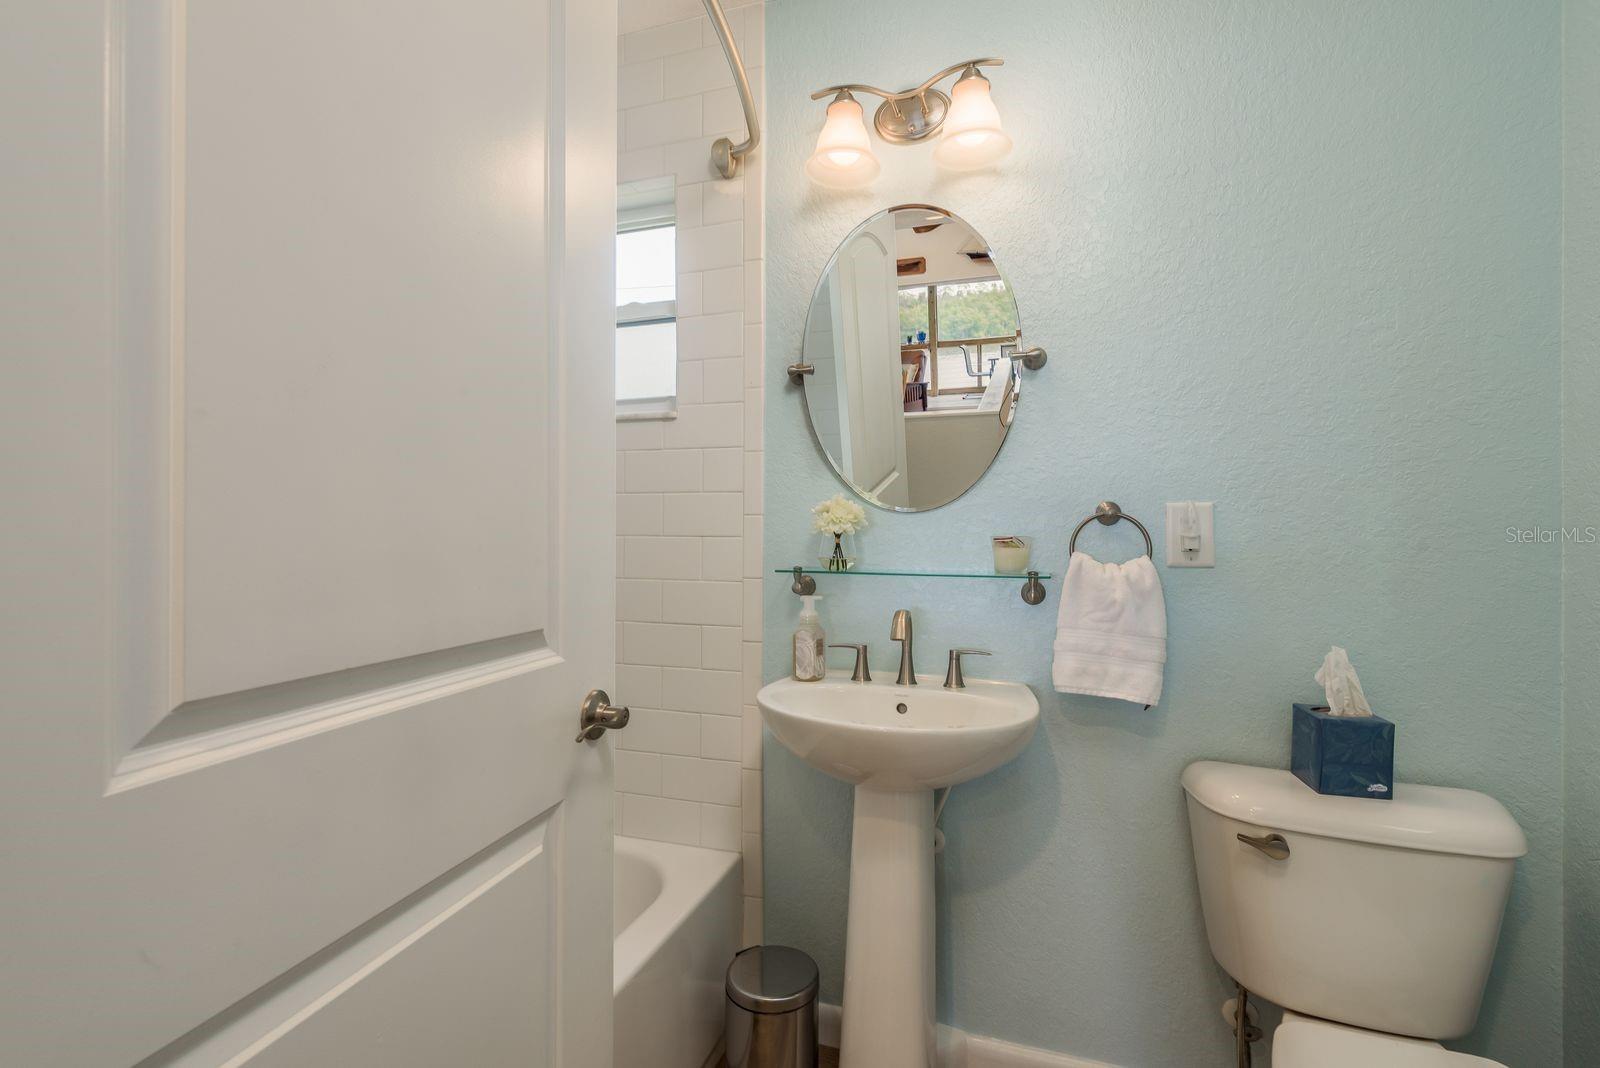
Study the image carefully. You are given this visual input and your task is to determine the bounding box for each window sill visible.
[615,406,678,423]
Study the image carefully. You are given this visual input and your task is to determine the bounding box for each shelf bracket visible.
[1021,570,1046,605]
[791,566,817,596]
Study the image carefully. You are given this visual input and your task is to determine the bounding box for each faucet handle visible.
[943,648,992,689]
[828,643,872,683]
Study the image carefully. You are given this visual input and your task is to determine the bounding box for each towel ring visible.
[1068,501,1154,557]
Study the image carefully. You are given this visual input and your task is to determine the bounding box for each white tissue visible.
[1314,646,1373,717]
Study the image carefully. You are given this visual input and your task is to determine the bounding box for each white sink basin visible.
[757,674,1039,791]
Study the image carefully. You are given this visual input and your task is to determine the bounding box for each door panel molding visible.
[134,812,553,1067]
[110,630,557,795]
[110,0,563,772]
[178,0,556,703]
[113,0,186,762]
[112,0,560,726]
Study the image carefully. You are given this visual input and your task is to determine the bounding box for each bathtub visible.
[614,836,742,1068]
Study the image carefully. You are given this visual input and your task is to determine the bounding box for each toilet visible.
[1181,761,1527,1066]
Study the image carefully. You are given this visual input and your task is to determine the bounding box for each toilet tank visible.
[1181,761,1526,1040]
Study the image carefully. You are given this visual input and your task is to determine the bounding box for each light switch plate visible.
[1166,502,1215,567]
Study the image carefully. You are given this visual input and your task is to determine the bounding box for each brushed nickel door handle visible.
[1236,832,1290,860]
[575,689,630,743]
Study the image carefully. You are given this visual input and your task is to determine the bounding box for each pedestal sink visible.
[757,673,1039,1068]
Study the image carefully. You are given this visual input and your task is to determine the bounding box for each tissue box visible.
[1291,703,1394,800]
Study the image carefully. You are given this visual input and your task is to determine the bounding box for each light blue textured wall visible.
[1563,0,1600,1062]
[760,2,1564,1064]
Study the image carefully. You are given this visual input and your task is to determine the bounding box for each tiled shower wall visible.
[614,2,765,944]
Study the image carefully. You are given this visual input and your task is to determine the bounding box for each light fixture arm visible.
[808,58,1004,104]
[809,58,1004,145]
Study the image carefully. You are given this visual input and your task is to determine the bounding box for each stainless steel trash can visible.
[724,945,819,1068]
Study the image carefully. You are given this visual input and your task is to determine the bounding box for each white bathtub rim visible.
[613,835,740,996]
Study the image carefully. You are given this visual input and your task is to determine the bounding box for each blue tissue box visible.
[1291,703,1394,800]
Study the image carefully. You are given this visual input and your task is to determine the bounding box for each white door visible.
[831,212,910,507]
[0,3,617,1065]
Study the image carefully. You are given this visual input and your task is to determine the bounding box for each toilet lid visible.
[1274,1014,1506,1067]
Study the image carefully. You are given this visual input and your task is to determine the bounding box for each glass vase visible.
[818,531,857,572]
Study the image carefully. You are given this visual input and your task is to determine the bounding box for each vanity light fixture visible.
[804,91,882,189]
[932,66,1013,170]
[806,58,1011,185]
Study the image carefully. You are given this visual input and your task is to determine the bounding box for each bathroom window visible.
[616,177,677,419]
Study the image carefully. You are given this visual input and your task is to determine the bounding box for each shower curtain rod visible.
[703,0,760,179]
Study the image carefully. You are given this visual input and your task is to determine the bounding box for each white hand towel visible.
[1052,552,1167,707]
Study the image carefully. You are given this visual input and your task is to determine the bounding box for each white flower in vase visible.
[811,494,867,572]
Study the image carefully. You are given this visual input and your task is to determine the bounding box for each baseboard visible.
[816,1003,1124,1068]
[955,1032,1123,1068]
[819,1001,842,1049]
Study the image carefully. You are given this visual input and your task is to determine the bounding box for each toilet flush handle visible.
[1236,832,1290,860]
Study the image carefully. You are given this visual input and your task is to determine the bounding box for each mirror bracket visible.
[787,362,815,384]
[1015,346,1047,371]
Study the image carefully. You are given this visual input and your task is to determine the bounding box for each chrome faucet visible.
[890,609,916,686]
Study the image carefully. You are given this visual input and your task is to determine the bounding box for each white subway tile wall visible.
[615,3,765,944]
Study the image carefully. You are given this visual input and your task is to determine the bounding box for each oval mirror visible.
[798,205,1027,511]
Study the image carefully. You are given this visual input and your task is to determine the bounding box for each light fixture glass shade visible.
[805,94,881,188]
[932,71,1013,171]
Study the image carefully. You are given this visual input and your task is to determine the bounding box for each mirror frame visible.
[792,203,1034,513]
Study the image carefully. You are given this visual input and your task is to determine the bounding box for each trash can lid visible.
[725,945,819,1014]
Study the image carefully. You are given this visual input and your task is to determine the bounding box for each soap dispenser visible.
[792,595,826,682]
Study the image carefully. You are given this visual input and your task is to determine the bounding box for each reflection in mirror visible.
[800,206,1024,511]
[616,176,677,418]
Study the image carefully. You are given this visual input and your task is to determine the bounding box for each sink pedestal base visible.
[839,785,936,1068]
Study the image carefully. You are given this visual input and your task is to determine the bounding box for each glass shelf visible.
[777,565,1051,605]
[775,568,1050,580]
